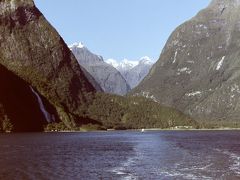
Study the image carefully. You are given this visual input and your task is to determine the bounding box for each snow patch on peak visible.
[140,56,151,61]
[68,42,85,49]
[121,59,138,68]
[106,56,153,71]
[139,56,153,65]
[106,58,138,71]
[105,59,119,68]
[106,57,154,88]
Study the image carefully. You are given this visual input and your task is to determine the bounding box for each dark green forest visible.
[45,93,198,131]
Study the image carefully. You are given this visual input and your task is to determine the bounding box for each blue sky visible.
[34,0,211,61]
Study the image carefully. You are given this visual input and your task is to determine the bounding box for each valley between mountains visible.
[1,0,239,132]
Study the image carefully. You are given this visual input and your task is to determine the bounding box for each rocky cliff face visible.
[70,43,130,95]
[0,0,97,128]
[132,0,240,125]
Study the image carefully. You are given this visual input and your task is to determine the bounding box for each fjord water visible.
[0,131,239,180]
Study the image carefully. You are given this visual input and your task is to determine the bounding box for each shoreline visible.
[2,128,240,133]
[44,128,240,133]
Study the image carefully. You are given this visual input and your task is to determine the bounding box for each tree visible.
[2,115,13,132]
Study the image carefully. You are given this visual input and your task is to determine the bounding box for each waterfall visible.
[30,86,53,123]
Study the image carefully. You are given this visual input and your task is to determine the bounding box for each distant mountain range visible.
[70,42,154,94]
[106,57,153,88]
[0,0,193,132]
[69,43,130,95]
[5,0,240,131]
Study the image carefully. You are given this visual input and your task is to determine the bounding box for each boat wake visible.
[220,150,240,176]
[109,146,141,180]
[110,156,137,180]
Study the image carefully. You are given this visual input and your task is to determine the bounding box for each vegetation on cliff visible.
[0,0,198,132]
[44,93,198,131]
[0,104,13,132]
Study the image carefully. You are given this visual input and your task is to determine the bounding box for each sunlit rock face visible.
[0,0,98,128]
[131,0,240,124]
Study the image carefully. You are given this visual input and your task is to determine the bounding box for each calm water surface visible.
[0,131,240,180]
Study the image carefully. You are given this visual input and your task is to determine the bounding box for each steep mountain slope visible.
[0,0,197,131]
[106,57,153,88]
[70,43,130,95]
[132,0,240,126]
[0,0,97,129]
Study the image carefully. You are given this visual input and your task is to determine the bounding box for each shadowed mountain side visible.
[0,0,97,128]
[0,64,60,132]
[0,0,199,131]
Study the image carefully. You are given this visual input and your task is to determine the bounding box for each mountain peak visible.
[121,59,138,67]
[68,42,85,49]
[106,57,154,88]
[106,57,153,70]
[70,46,130,95]
[139,56,153,65]
[105,59,119,68]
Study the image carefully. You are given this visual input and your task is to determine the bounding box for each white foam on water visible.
[158,169,212,180]
[109,156,137,180]
[180,163,213,171]
[222,151,240,175]
[195,163,213,170]
[158,158,213,180]
[215,148,240,176]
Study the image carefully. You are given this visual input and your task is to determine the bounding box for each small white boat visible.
[141,129,145,132]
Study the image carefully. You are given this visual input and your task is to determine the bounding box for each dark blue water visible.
[0,131,240,180]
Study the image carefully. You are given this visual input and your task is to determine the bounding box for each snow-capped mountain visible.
[106,57,154,88]
[69,43,131,95]
[107,59,138,71]
[69,42,104,65]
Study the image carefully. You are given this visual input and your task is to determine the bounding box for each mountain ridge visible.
[69,43,131,95]
[0,0,198,131]
[106,57,154,88]
[131,0,240,127]
[0,0,97,129]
